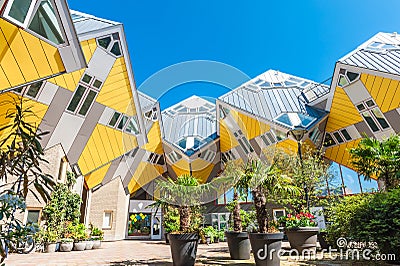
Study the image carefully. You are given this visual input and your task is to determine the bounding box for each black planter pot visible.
[285,227,319,253]
[165,233,169,244]
[249,232,284,266]
[168,233,199,266]
[225,231,251,260]
[317,231,330,250]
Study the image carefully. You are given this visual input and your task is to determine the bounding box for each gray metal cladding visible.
[138,91,157,111]
[70,10,120,35]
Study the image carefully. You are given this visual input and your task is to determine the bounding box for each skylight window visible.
[274,112,316,129]
[365,42,399,53]
[97,33,123,57]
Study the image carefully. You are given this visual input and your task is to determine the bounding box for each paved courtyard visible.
[5,240,393,266]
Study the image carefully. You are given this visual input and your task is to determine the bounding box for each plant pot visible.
[205,236,211,245]
[44,243,57,253]
[73,241,86,251]
[85,240,94,250]
[165,233,170,244]
[249,232,283,266]
[317,231,330,250]
[225,231,251,260]
[92,240,101,249]
[168,233,199,266]
[285,227,319,253]
[59,242,73,252]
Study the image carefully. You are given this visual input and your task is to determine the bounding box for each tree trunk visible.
[179,205,191,232]
[252,187,268,233]
[233,190,242,232]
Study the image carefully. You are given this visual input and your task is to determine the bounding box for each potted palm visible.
[90,224,104,249]
[157,174,208,266]
[222,160,251,260]
[239,157,299,266]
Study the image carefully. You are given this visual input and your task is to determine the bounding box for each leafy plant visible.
[202,226,218,243]
[162,206,180,233]
[35,227,59,244]
[349,134,400,190]
[217,230,225,241]
[71,223,87,241]
[90,224,104,240]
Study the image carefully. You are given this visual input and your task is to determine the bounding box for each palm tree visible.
[239,158,299,233]
[349,135,400,190]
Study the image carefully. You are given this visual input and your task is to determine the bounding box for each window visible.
[337,69,360,88]
[97,33,123,57]
[125,117,139,134]
[333,132,344,144]
[324,128,353,147]
[144,108,158,122]
[364,42,399,53]
[234,130,254,153]
[108,111,139,135]
[341,129,352,141]
[108,112,121,127]
[67,74,103,116]
[199,150,216,162]
[323,133,336,147]
[148,153,164,165]
[13,81,44,99]
[356,99,390,132]
[260,131,277,146]
[221,150,236,163]
[26,209,40,224]
[167,151,182,163]
[4,0,65,45]
[309,127,322,144]
[273,209,286,221]
[103,211,113,229]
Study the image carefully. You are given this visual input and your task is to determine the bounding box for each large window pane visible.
[359,175,379,193]
[117,115,128,130]
[28,0,65,45]
[67,85,86,112]
[7,0,34,24]
[78,90,96,116]
[125,117,139,134]
[109,112,121,127]
[26,81,43,98]
[26,210,40,224]
[371,108,390,129]
[362,112,379,132]
[327,162,344,195]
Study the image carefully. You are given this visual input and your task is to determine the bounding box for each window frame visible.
[3,0,37,28]
[102,210,113,230]
[24,207,42,225]
[13,80,45,100]
[355,99,391,133]
[96,33,123,58]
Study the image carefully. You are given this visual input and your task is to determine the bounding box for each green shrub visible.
[162,206,180,233]
[202,226,218,243]
[324,189,400,263]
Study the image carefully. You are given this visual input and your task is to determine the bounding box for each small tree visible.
[349,135,400,190]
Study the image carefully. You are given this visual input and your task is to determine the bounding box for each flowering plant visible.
[279,212,317,229]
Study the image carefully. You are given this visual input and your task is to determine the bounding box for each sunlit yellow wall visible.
[231,110,271,140]
[142,121,164,155]
[324,139,361,170]
[128,161,163,193]
[219,119,239,152]
[191,158,215,183]
[0,19,65,90]
[171,159,191,177]
[85,162,111,189]
[79,124,137,176]
[360,73,400,113]
[96,58,136,116]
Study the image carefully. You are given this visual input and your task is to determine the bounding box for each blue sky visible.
[68,0,400,109]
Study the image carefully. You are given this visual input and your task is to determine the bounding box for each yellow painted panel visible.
[78,155,89,177]
[236,111,270,140]
[363,74,375,93]
[192,163,215,184]
[90,126,107,166]
[78,145,96,176]
[98,125,117,161]
[0,30,25,87]
[113,130,124,155]
[96,57,136,115]
[375,78,391,110]
[19,29,53,77]
[389,83,400,111]
[85,162,111,189]
[128,161,161,193]
[369,76,383,101]
[0,22,38,82]
[326,145,340,162]
[142,121,164,154]
[0,66,11,91]
[360,73,368,84]
[325,87,362,132]
[122,133,138,153]
[63,72,78,92]
[382,79,399,112]
[219,120,239,152]
[275,139,297,154]
[171,159,190,177]
[87,38,97,56]
[40,38,64,74]
[48,75,67,89]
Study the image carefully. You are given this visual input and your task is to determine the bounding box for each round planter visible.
[73,241,86,251]
[168,233,199,266]
[317,231,330,250]
[225,231,251,260]
[59,242,73,252]
[285,227,319,253]
[249,232,284,266]
[92,240,101,249]
[205,236,211,245]
[85,240,94,250]
[44,243,57,253]
[164,233,170,244]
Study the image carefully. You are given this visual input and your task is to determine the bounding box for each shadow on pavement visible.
[109,259,173,265]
